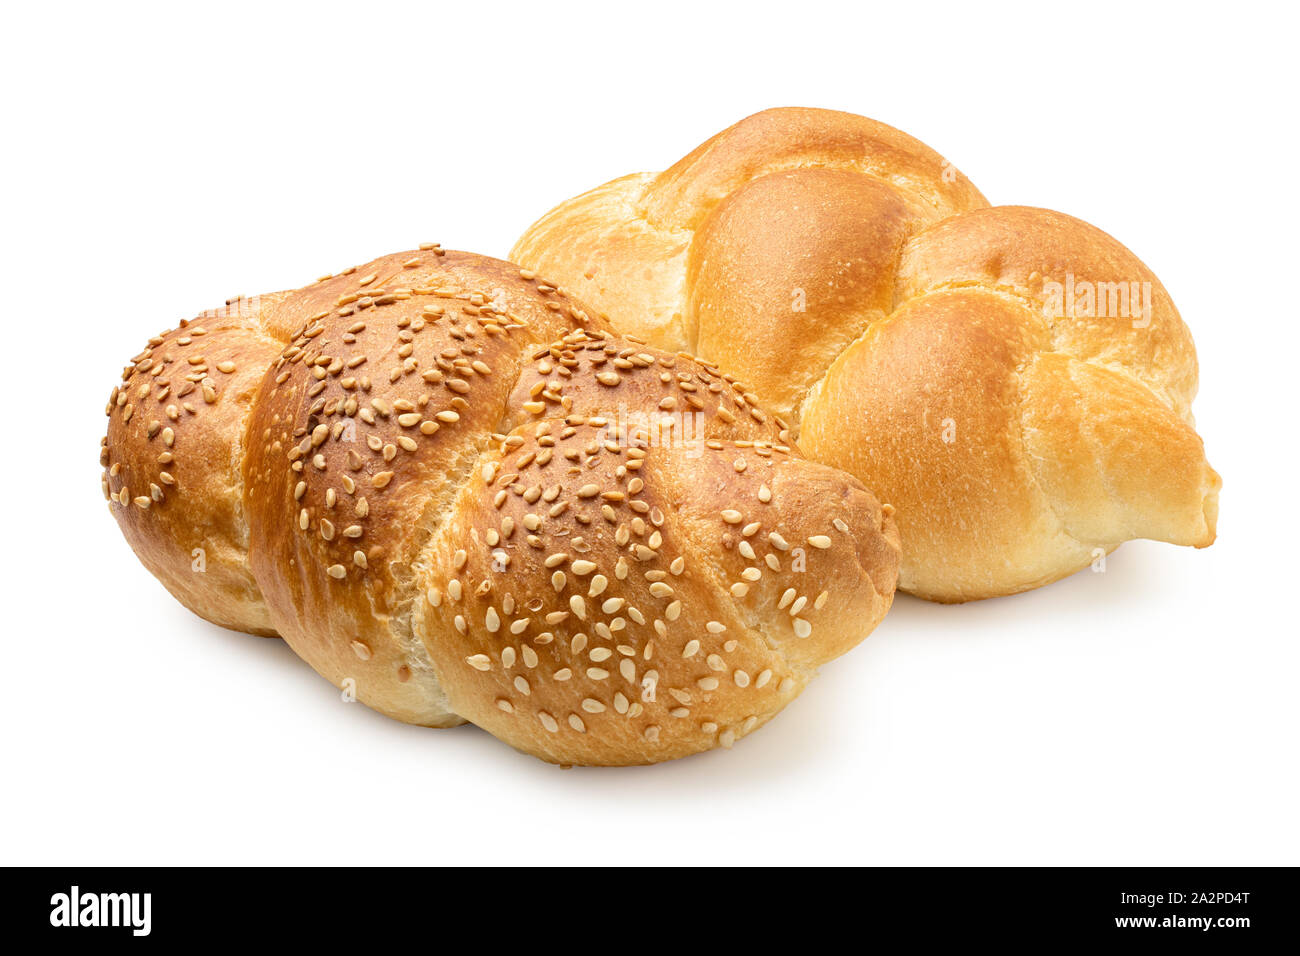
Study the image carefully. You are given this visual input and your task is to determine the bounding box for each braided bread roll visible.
[100,247,899,764]
[511,108,1221,602]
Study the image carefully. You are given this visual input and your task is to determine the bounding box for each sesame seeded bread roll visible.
[511,107,1221,602]
[101,247,900,764]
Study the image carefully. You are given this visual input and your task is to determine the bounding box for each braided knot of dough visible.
[512,108,1219,601]
[101,246,899,764]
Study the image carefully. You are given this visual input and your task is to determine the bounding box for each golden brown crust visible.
[511,172,690,348]
[241,250,590,727]
[895,205,1199,417]
[504,328,795,444]
[101,246,900,762]
[644,106,988,229]
[417,420,897,765]
[510,108,1220,602]
[689,166,938,420]
[102,296,286,635]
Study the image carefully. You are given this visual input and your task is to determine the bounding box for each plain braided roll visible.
[511,107,1221,602]
[100,246,900,765]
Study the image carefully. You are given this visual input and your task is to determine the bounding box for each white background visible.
[3,1,1296,865]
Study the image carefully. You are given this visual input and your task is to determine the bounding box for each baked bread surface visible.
[101,246,900,764]
[511,107,1220,601]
